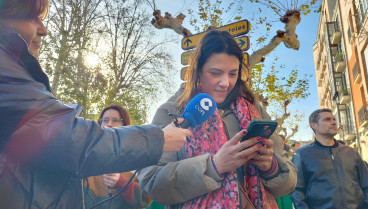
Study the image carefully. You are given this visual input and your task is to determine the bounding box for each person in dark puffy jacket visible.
[0,0,191,208]
[290,108,368,209]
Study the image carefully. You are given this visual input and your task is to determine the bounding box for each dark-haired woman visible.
[84,104,151,209]
[139,30,297,208]
[0,0,190,208]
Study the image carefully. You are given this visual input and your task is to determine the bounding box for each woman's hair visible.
[177,29,255,109]
[0,0,49,20]
[98,103,131,126]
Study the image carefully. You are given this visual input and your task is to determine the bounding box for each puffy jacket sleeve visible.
[290,152,309,209]
[262,154,297,198]
[357,151,368,204]
[138,102,224,205]
[0,72,164,177]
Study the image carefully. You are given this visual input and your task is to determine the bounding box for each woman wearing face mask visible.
[139,30,297,209]
[84,104,152,209]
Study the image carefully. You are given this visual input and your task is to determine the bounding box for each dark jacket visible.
[0,30,164,209]
[290,139,368,209]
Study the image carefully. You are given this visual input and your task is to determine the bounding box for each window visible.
[361,0,368,18]
[348,11,354,41]
[355,0,368,28]
[360,86,367,106]
[335,73,348,94]
[335,15,341,31]
[363,45,368,72]
[339,105,355,134]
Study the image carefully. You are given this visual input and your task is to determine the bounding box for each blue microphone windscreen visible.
[182,93,217,128]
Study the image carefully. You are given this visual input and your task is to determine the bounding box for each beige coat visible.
[139,88,297,207]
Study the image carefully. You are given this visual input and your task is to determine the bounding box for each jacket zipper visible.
[330,148,344,208]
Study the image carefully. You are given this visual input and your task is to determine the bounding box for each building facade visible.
[313,0,368,161]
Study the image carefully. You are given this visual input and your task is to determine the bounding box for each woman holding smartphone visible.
[139,30,297,208]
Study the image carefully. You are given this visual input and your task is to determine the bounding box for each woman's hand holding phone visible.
[249,137,274,172]
[238,119,277,172]
[213,130,264,175]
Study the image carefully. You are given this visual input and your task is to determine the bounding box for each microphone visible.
[180,93,217,128]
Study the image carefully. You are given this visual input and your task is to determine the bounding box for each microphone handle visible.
[179,119,191,129]
[178,120,191,143]
[168,113,191,143]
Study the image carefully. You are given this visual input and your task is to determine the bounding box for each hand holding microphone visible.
[179,93,217,129]
[162,93,217,152]
[162,118,191,152]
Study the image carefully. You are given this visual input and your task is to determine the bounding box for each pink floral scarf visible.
[181,96,278,209]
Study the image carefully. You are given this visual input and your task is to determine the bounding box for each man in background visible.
[290,108,368,208]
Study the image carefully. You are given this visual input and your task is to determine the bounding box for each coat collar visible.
[0,27,52,92]
[314,138,339,148]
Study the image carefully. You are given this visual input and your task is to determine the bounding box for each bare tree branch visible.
[151,10,192,36]
[249,10,301,70]
[150,8,300,71]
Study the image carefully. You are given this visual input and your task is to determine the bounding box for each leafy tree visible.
[41,0,104,94]
[96,0,175,124]
[252,63,311,139]
[40,0,176,124]
[41,0,105,117]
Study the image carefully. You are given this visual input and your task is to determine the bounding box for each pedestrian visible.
[84,104,152,209]
[290,108,368,208]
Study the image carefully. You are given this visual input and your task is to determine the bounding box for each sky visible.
[147,0,321,142]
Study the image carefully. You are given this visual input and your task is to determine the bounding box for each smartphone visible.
[241,119,278,142]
